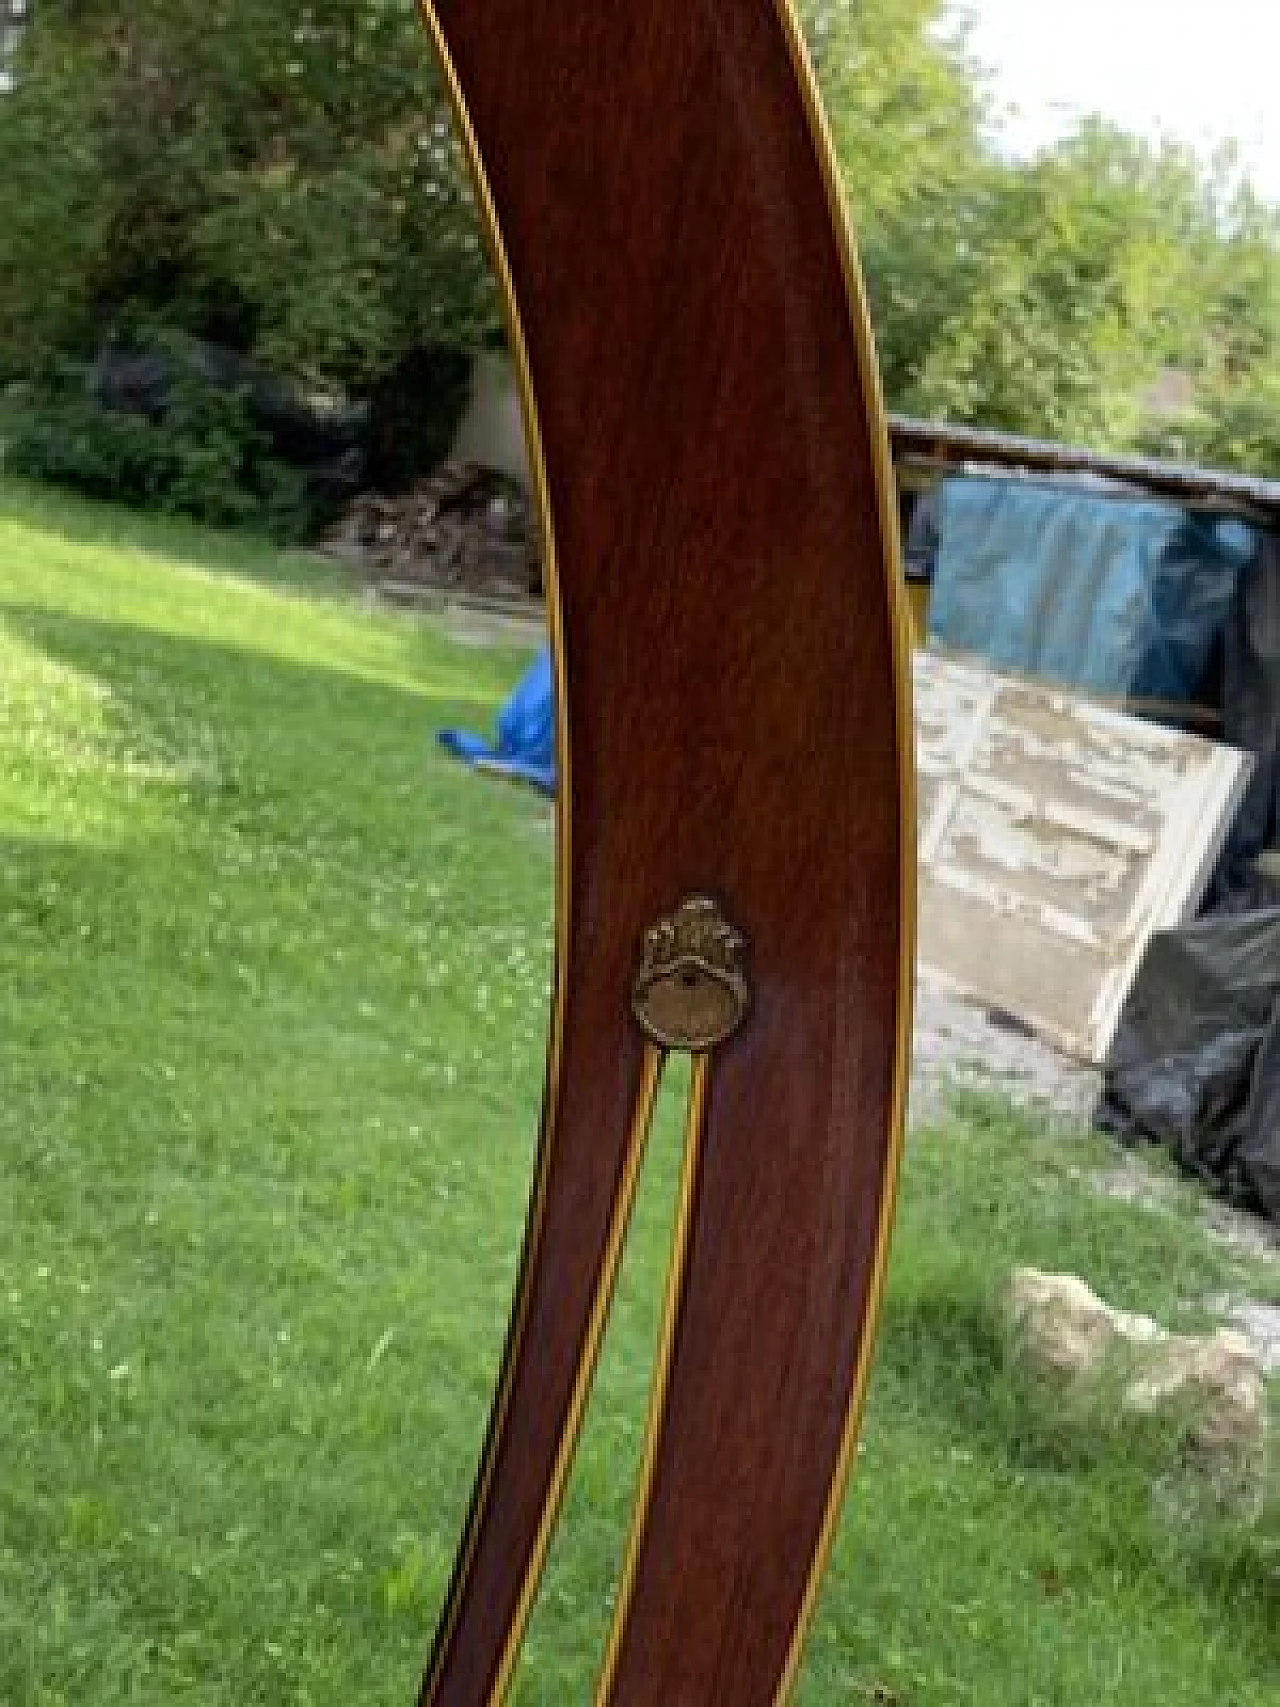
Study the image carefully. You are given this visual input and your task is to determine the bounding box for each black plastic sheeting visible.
[1091,530,1280,1221]
[1096,909,1280,1221]
[1212,532,1280,911]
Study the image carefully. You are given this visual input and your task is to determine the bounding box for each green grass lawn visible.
[1,477,1276,1706]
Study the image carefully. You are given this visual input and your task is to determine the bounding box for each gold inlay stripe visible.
[592,1053,714,1705]
[490,1044,666,1705]
[770,2,918,1702]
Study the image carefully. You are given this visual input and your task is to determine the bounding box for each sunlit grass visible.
[0,479,1275,1705]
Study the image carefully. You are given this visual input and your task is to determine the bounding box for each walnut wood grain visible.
[416,4,913,1702]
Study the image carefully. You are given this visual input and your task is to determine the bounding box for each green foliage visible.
[0,1,497,400]
[801,0,993,410]
[5,358,319,539]
[0,0,1277,498]
[1140,381,1280,479]
[803,3,1280,466]
[1195,384,1280,477]
[1139,187,1280,474]
[903,125,1227,445]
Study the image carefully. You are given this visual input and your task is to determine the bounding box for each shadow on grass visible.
[874,1286,1083,1474]
[0,601,528,806]
[0,474,357,603]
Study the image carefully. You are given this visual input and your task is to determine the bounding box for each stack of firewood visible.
[322,461,542,602]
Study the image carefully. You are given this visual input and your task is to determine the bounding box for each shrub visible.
[4,360,324,541]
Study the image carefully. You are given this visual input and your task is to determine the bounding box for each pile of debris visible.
[322,461,542,605]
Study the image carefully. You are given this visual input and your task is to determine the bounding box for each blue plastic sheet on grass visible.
[927,476,1258,702]
[438,645,557,797]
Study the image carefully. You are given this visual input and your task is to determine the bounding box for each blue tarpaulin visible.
[438,646,557,796]
[927,476,1258,702]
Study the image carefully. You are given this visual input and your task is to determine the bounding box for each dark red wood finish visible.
[418,4,910,1702]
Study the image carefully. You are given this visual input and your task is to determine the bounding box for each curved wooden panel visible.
[416,4,915,1703]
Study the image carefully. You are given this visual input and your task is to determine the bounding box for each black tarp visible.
[1212,532,1280,909]
[1096,909,1280,1221]
[1098,530,1280,1222]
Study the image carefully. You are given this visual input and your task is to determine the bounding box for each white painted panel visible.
[914,653,1251,1063]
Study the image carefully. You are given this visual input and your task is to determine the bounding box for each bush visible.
[1138,381,1280,482]
[0,4,499,398]
[4,361,322,541]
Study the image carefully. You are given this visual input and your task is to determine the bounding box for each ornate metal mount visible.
[631,896,750,1053]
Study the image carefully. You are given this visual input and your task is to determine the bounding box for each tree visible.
[2,0,1276,495]
[0,1,498,390]
[801,0,994,411]
[905,123,1237,446]
[803,4,1280,471]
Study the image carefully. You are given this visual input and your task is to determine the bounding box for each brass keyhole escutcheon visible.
[631,896,750,1054]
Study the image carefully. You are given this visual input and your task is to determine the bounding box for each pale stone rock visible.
[1126,1331,1267,1458]
[1005,1268,1268,1462]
